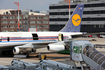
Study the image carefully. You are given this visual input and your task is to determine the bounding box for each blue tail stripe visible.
[60,4,84,32]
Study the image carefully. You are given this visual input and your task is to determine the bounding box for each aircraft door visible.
[7,37,10,41]
[32,34,38,40]
[58,33,63,41]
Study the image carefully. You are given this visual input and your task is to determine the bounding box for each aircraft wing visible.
[32,41,57,49]
[0,42,28,51]
[71,32,105,38]
[0,41,57,49]
[0,40,58,56]
[47,32,105,52]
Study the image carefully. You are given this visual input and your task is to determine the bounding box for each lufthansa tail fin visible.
[60,4,84,32]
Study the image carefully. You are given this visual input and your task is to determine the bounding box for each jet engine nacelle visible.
[47,42,66,51]
[13,47,19,54]
[13,43,36,54]
[13,47,36,55]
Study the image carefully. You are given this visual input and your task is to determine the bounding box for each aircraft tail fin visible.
[60,4,84,32]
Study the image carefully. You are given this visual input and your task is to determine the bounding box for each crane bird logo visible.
[72,14,81,26]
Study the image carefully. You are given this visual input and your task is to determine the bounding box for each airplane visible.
[0,4,84,57]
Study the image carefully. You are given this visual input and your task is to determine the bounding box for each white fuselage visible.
[0,32,82,41]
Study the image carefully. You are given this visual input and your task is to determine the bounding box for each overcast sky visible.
[0,0,62,11]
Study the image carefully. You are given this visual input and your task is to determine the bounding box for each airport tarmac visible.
[0,38,105,66]
[0,47,70,66]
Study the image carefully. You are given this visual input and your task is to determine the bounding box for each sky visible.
[0,0,62,11]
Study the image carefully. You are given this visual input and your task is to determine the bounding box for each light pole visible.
[14,2,20,31]
[69,0,70,19]
[64,0,70,19]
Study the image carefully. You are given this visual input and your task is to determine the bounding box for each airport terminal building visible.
[49,0,105,33]
[0,10,49,32]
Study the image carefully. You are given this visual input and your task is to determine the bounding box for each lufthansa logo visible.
[72,14,81,26]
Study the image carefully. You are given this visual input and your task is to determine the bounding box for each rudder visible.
[60,4,84,32]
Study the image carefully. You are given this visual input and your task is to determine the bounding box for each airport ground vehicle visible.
[98,35,105,38]
[87,35,97,38]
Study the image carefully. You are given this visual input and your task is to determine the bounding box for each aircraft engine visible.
[13,47,19,54]
[13,43,36,55]
[13,47,36,55]
[47,42,66,51]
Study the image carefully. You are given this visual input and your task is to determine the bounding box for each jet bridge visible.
[70,40,105,70]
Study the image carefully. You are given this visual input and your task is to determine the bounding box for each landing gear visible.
[26,53,29,58]
[1,50,14,57]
